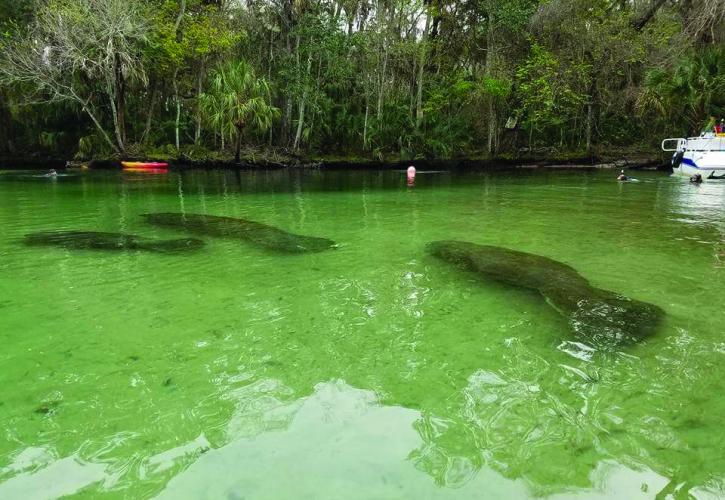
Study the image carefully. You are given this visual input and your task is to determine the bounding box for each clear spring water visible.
[0,168,724,499]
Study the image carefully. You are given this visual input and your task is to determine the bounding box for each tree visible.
[516,43,588,150]
[199,61,279,162]
[144,0,238,149]
[0,0,148,154]
[637,46,725,135]
[0,0,718,160]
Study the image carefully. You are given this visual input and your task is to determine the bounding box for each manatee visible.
[23,231,204,253]
[426,240,664,345]
[142,213,337,254]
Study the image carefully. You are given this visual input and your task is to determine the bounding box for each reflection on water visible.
[1,169,725,498]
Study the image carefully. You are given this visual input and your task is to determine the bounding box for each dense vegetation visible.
[0,0,722,161]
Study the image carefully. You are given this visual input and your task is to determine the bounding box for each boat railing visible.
[662,138,685,152]
[662,137,725,152]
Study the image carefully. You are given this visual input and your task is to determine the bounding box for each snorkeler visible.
[45,169,58,178]
[617,170,629,181]
[690,174,703,184]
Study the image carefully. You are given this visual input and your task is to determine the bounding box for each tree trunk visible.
[485,14,496,155]
[234,125,243,163]
[529,126,533,151]
[82,100,119,154]
[281,33,295,145]
[363,98,370,149]
[585,53,598,156]
[293,52,313,151]
[174,0,186,33]
[107,82,125,153]
[64,85,118,153]
[586,99,593,154]
[377,45,388,120]
[415,12,431,129]
[195,59,205,145]
[141,78,157,144]
[293,100,307,151]
[487,100,496,155]
[410,52,417,120]
[173,67,181,150]
[173,0,186,151]
[632,0,667,30]
[115,53,127,147]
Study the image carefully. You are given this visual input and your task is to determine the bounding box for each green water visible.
[1,168,724,499]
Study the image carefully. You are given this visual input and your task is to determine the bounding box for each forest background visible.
[0,0,722,163]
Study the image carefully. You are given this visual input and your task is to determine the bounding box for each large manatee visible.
[142,213,337,254]
[426,240,663,345]
[24,231,204,253]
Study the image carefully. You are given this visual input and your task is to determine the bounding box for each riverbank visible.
[0,150,669,171]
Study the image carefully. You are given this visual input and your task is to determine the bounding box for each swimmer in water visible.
[45,169,58,178]
[690,173,703,184]
[407,165,416,186]
[617,170,629,181]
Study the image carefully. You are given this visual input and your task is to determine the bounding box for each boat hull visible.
[673,152,725,180]
[663,136,725,181]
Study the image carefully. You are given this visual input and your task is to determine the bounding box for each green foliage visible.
[146,0,239,72]
[516,43,588,137]
[637,46,725,135]
[200,60,280,158]
[0,0,720,158]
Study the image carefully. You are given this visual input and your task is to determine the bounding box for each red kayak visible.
[121,161,169,169]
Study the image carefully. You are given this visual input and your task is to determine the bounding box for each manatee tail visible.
[566,288,664,346]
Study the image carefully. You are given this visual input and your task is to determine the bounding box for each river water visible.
[1,168,724,499]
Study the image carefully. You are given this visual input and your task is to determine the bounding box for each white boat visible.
[662,133,725,180]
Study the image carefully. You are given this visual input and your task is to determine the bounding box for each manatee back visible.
[427,240,664,346]
[23,230,204,253]
[427,240,588,292]
[143,212,336,253]
[24,231,141,250]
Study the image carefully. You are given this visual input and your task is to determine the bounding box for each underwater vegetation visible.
[142,213,337,254]
[23,231,205,253]
[427,240,664,345]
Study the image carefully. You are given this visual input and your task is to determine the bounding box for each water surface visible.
[1,168,724,499]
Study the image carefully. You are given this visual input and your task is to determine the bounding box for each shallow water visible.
[0,168,724,499]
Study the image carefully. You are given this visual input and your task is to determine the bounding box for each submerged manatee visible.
[426,240,663,345]
[24,231,204,253]
[142,213,337,254]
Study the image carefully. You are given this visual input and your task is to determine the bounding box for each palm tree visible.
[199,61,280,162]
[637,47,724,135]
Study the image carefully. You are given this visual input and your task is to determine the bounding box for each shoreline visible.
[0,154,669,172]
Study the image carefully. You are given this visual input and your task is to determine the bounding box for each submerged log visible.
[24,231,204,253]
[142,213,337,254]
[426,240,664,345]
